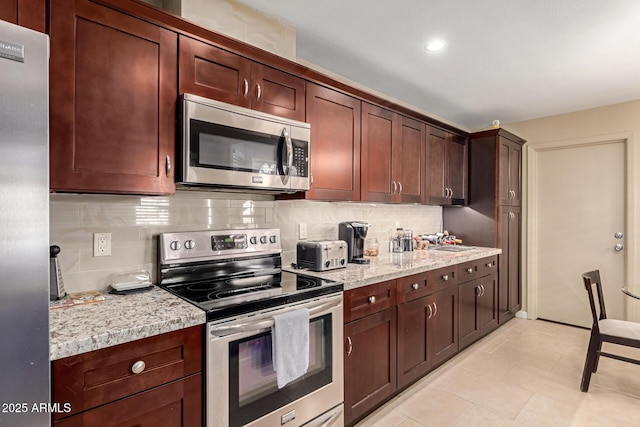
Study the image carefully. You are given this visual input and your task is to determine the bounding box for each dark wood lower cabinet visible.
[344,307,397,425]
[459,273,498,350]
[52,326,203,426]
[344,258,501,425]
[397,285,458,389]
[53,374,202,427]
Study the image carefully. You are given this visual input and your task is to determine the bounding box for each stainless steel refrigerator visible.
[0,19,50,426]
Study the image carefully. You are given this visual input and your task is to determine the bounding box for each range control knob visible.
[340,259,346,265]
[269,235,277,244]
[184,240,195,250]
[170,241,181,251]
[260,236,267,244]
[249,236,257,245]
[325,261,331,268]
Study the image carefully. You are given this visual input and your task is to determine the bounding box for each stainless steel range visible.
[158,229,344,427]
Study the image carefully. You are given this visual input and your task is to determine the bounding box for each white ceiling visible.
[237,0,640,130]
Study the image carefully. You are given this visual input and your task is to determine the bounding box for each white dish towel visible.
[272,308,309,388]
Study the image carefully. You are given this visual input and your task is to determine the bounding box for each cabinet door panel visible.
[431,287,458,366]
[499,138,511,205]
[344,308,396,425]
[458,282,480,349]
[510,142,522,206]
[252,64,305,121]
[50,0,176,194]
[54,374,202,427]
[478,274,498,335]
[179,35,251,107]
[398,116,426,203]
[361,103,395,202]
[509,208,522,313]
[498,206,511,322]
[448,135,467,203]
[427,131,447,204]
[305,83,361,201]
[0,2,17,24]
[397,296,431,389]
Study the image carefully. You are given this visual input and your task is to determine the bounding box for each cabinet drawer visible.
[53,374,202,426]
[344,280,397,323]
[430,266,458,291]
[53,326,203,419]
[458,256,498,283]
[397,272,431,303]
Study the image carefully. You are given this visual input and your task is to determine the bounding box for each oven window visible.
[190,119,285,175]
[228,314,333,427]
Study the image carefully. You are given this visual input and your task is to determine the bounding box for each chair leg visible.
[581,329,599,392]
[593,339,602,373]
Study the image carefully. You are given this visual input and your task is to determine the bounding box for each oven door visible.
[181,94,310,192]
[207,294,343,427]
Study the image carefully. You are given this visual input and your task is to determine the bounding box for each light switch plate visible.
[298,223,307,240]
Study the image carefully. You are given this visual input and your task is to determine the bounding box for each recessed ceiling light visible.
[425,40,447,52]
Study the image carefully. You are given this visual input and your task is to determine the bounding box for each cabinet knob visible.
[243,79,249,98]
[432,302,438,317]
[426,304,433,319]
[412,283,419,290]
[392,181,397,194]
[131,360,146,374]
[442,274,449,281]
[346,336,353,356]
[485,262,493,268]
[398,181,403,195]
[466,268,473,274]
[368,296,376,304]
[165,155,171,177]
[256,83,262,101]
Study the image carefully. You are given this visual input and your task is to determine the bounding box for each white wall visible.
[505,99,640,321]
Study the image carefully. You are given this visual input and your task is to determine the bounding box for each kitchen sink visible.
[433,245,475,252]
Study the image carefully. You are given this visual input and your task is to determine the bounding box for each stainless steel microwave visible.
[178,94,310,193]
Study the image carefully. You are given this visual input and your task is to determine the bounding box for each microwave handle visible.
[281,128,293,183]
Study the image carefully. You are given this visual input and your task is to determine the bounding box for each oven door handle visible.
[210,296,342,335]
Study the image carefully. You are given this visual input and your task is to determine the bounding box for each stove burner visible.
[296,278,318,290]
[186,282,223,292]
[209,284,278,300]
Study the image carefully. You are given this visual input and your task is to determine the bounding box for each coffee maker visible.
[339,221,371,264]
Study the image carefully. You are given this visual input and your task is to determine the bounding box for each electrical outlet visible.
[298,223,307,240]
[93,232,111,257]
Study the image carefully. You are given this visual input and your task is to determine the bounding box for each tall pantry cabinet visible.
[443,128,525,324]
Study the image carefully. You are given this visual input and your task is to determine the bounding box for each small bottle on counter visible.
[392,228,404,253]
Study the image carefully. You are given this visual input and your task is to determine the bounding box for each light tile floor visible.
[355,318,640,426]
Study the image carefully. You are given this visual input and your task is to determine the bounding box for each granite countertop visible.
[285,246,502,290]
[49,286,205,360]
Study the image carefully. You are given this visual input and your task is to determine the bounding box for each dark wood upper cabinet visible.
[499,136,522,206]
[303,83,361,201]
[361,103,426,203]
[361,103,397,203]
[49,0,177,194]
[426,128,467,205]
[0,0,45,32]
[178,35,305,121]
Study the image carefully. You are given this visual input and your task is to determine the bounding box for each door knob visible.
[614,244,624,251]
[615,232,624,239]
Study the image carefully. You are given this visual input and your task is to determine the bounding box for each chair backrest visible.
[582,270,607,325]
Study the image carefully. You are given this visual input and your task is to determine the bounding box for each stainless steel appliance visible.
[338,221,371,264]
[296,240,347,272]
[158,229,344,427]
[179,94,310,193]
[0,19,50,427]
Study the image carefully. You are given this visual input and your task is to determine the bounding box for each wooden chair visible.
[580,270,640,392]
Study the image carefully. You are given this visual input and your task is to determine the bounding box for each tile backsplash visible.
[51,191,442,293]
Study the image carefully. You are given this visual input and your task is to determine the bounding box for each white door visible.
[536,140,625,328]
